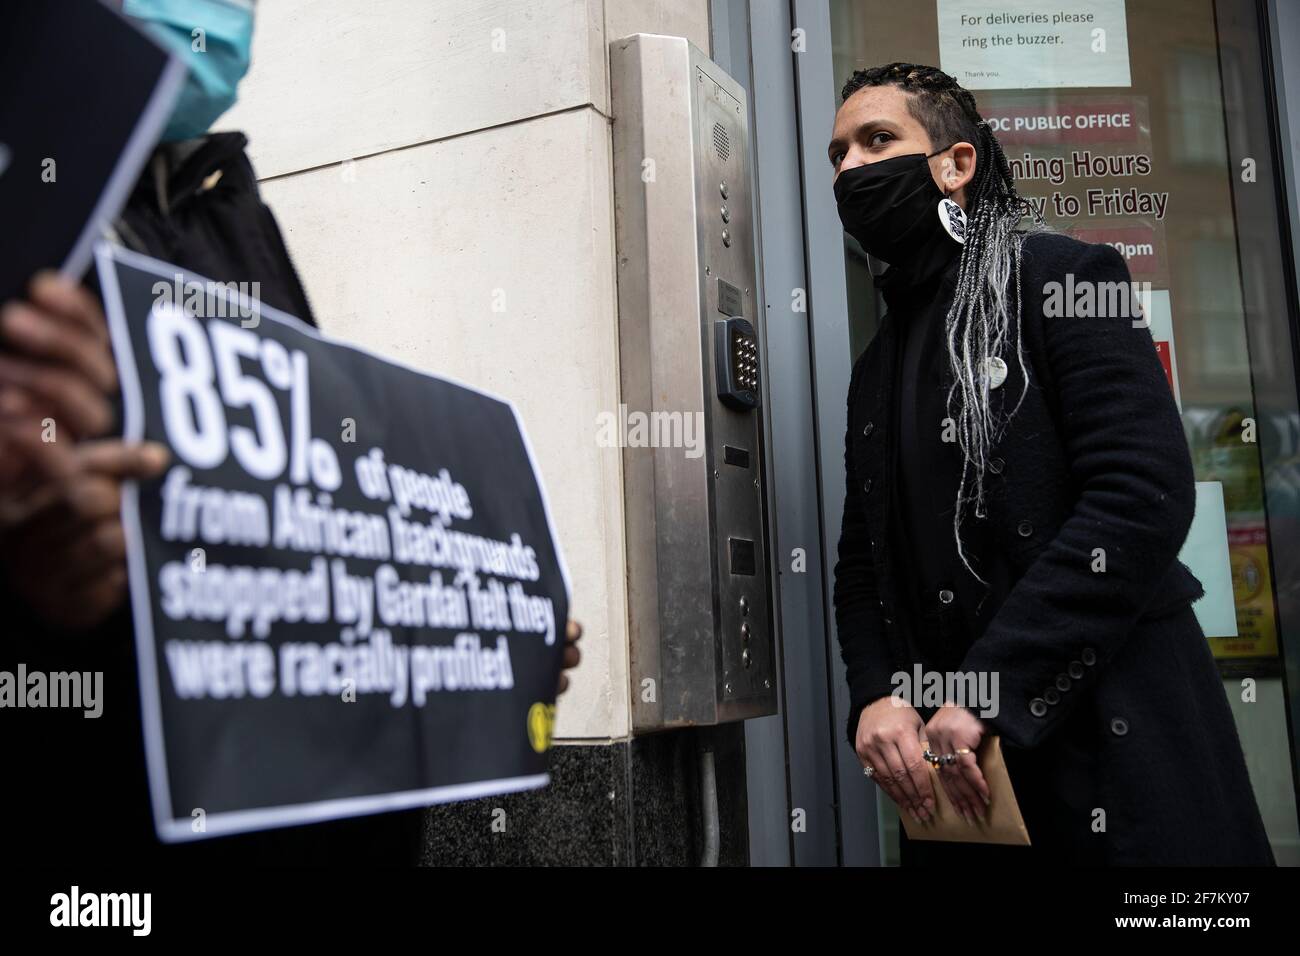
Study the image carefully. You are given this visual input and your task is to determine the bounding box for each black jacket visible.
[833,230,1274,865]
[112,132,316,325]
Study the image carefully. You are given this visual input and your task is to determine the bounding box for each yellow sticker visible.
[527,702,555,753]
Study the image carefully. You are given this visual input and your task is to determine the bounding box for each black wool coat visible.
[833,230,1274,865]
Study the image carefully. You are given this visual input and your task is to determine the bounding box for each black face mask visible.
[833,150,950,265]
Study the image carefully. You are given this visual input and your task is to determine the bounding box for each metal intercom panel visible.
[610,33,776,731]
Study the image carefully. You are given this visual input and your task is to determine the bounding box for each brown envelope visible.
[899,735,1031,846]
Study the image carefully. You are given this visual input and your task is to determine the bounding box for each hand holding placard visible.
[98,242,571,842]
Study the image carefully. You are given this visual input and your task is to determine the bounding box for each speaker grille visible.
[712,121,730,162]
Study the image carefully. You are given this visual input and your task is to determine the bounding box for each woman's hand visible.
[854,696,935,822]
[923,702,990,823]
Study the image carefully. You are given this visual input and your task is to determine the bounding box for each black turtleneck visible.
[876,228,972,672]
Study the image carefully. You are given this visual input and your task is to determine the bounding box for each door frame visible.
[712,0,880,866]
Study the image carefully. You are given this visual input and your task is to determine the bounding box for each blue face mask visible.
[124,0,255,143]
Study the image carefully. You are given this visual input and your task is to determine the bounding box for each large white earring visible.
[938,194,966,244]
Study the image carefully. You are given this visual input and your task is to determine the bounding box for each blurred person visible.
[0,0,581,865]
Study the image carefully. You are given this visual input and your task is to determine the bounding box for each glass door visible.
[823,0,1300,865]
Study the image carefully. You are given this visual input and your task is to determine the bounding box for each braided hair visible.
[842,63,1045,585]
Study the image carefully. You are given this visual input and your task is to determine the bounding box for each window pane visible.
[828,0,1300,865]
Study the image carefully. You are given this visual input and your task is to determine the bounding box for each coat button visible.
[1029,698,1048,717]
[938,589,955,604]
[1017,520,1033,537]
[1055,674,1072,692]
[1081,647,1097,666]
[1068,661,1085,680]
[1110,717,1129,737]
[862,421,874,437]
[862,478,872,495]
[988,457,1005,474]
[1043,688,1060,705]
